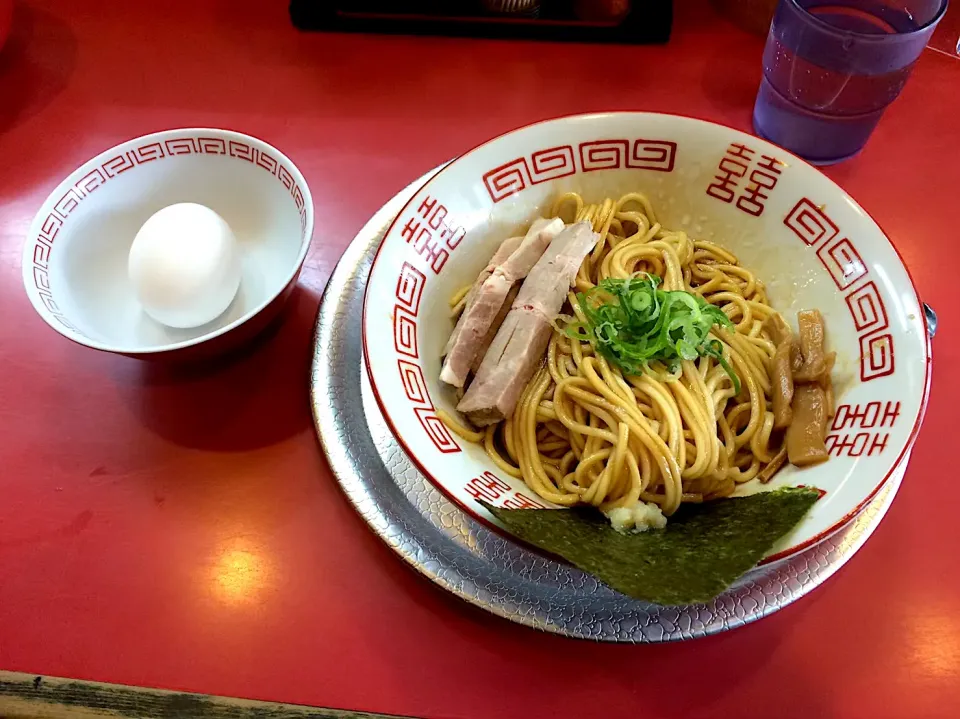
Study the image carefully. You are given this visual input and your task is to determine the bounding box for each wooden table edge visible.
[0,671,415,718]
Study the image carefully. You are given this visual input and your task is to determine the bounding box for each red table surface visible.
[2,1,959,717]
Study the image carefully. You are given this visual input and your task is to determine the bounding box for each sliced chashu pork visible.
[440,217,564,388]
[442,235,521,359]
[457,221,599,426]
[472,283,520,374]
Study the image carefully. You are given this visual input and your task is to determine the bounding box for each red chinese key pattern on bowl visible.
[482,138,676,203]
[29,135,310,339]
[782,198,893,382]
[393,261,461,454]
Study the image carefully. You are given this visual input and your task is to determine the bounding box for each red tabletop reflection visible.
[1,1,958,717]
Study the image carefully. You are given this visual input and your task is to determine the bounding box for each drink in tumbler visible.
[753,0,947,165]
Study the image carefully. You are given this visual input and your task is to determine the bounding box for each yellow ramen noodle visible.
[441,192,787,517]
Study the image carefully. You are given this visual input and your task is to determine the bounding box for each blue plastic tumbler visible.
[753,0,948,164]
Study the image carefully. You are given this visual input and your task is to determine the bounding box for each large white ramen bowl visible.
[362,113,931,563]
[22,128,314,359]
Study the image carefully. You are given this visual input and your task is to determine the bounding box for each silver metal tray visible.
[309,172,908,642]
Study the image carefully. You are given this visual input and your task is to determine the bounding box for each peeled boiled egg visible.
[128,203,242,329]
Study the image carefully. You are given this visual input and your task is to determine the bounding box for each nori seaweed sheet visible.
[482,487,821,606]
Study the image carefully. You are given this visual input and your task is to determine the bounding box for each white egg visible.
[128,203,242,329]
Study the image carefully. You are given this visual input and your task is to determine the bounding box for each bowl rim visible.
[361,110,932,565]
[21,126,315,355]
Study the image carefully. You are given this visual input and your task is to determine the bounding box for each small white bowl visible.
[22,128,314,359]
[362,112,931,564]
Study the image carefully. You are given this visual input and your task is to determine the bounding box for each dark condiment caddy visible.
[289,0,672,44]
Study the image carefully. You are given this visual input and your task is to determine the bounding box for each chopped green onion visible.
[564,274,740,392]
